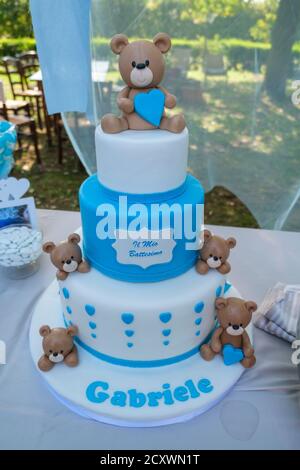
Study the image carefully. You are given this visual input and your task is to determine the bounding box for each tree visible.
[265,0,300,101]
[0,0,33,37]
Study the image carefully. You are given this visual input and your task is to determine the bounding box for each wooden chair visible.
[0,79,31,117]
[53,113,65,165]
[17,51,39,80]
[2,55,44,129]
[0,79,41,165]
[171,47,191,76]
[203,52,228,82]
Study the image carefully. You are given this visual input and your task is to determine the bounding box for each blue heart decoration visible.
[121,313,134,325]
[125,330,134,337]
[85,304,95,316]
[159,312,172,324]
[162,329,171,337]
[134,89,165,127]
[223,344,244,366]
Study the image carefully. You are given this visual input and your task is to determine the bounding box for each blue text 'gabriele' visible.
[86,378,213,408]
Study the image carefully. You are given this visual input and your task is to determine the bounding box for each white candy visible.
[0,226,42,267]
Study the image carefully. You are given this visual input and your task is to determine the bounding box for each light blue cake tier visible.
[79,174,204,283]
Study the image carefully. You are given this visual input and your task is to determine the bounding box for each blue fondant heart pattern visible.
[223,344,244,366]
[159,312,172,324]
[125,330,134,337]
[134,89,165,127]
[162,329,171,337]
[194,301,204,314]
[121,313,134,325]
[85,304,95,316]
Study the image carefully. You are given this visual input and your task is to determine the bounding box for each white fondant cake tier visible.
[58,266,225,367]
[95,126,188,194]
[30,281,245,427]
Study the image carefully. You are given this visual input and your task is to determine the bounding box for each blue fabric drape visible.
[29,0,92,115]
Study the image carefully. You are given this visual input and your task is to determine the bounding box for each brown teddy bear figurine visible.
[200,297,257,368]
[101,33,185,134]
[196,230,236,275]
[43,233,90,281]
[38,325,79,372]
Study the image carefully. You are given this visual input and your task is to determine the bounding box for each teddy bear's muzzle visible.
[49,352,64,363]
[207,256,222,269]
[63,259,78,273]
[130,67,153,87]
[226,325,244,336]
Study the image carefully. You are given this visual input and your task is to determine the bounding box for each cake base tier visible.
[29,281,247,427]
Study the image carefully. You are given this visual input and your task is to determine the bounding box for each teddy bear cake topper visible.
[43,233,90,281]
[200,297,257,368]
[101,33,186,134]
[196,229,236,275]
[38,325,79,372]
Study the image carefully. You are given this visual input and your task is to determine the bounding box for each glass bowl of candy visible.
[0,224,43,279]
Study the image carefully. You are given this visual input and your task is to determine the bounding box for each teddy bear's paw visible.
[165,93,176,109]
[77,260,90,273]
[243,347,255,358]
[38,356,54,372]
[218,263,231,275]
[101,114,129,134]
[56,270,68,281]
[241,355,256,369]
[200,344,216,361]
[196,260,209,275]
[160,114,185,133]
[119,98,134,114]
[65,356,79,367]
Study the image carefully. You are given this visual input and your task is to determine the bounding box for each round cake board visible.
[29,280,250,428]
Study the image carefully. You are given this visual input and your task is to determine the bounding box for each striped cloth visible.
[254,283,300,343]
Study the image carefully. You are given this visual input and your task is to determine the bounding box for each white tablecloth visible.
[0,209,299,450]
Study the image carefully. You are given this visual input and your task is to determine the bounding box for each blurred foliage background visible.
[1,0,300,229]
[0,0,285,42]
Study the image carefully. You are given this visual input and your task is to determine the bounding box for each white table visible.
[0,209,299,450]
[30,61,109,84]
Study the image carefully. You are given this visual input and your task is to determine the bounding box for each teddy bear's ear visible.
[68,233,80,244]
[39,325,51,337]
[226,237,236,249]
[203,229,212,242]
[110,34,129,55]
[42,241,56,254]
[153,33,172,54]
[215,297,227,310]
[66,325,78,337]
[244,300,257,314]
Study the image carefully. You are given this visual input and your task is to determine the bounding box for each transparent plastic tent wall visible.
[36,0,300,231]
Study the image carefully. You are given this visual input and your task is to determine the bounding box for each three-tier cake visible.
[29,33,253,427]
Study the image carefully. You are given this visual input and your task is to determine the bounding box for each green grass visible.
[2,66,300,230]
